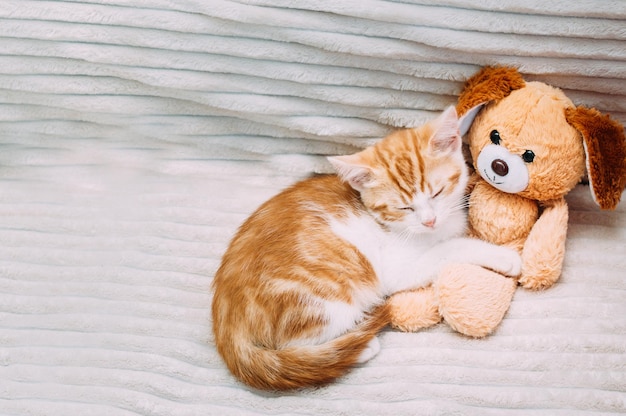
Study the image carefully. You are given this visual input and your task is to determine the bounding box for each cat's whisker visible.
[450,198,470,211]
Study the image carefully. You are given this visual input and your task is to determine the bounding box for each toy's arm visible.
[519,197,568,290]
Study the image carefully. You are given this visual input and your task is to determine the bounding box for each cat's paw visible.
[488,247,522,277]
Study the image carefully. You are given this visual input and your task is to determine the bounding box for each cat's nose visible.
[422,217,436,228]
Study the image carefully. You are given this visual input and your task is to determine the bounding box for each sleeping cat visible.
[211,106,522,391]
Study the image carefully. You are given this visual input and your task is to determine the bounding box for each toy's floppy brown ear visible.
[565,106,626,210]
[456,66,526,116]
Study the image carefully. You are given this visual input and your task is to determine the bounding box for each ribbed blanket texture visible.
[1,1,625,415]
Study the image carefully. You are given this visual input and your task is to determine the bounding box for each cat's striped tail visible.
[222,304,389,391]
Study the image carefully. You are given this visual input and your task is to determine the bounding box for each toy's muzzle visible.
[477,145,529,194]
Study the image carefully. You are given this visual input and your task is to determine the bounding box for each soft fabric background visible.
[1,1,625,415]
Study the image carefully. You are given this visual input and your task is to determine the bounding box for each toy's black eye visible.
[522,150,535,163]
[490,130,501,145]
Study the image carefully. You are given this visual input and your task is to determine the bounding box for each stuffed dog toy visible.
[388,66,626,337]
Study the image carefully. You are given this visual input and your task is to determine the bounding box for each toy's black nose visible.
[491,159,509,176]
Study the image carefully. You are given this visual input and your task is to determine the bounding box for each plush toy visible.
[387,66,626,337]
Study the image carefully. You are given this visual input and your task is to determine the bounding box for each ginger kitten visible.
[211,106,521,391]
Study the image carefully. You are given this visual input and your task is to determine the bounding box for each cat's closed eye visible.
[432,187,444,198]
[399,206,415,211]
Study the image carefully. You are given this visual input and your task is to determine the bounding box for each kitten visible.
[211,106,521,391]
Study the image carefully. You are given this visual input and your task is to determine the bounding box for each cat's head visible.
[328,106,470,235]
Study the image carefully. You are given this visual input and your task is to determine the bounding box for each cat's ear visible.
[458,103,485,138]
[429,106,462,154]
[328,154,377,191]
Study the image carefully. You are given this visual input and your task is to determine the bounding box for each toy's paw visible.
[437,264,517,338]
[386,287,441,332]
[488,246,522,277]
[518,270,560,291]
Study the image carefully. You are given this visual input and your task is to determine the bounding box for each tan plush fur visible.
[387,287,442,332]
[436,264,516,338]
[388,66,626,337]
[213,107,493,390]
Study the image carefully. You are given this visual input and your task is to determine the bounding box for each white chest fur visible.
[328,212,464,295]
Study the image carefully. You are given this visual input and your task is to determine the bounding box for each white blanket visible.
[1,1,625,415]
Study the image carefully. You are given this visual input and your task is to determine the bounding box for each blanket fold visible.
[1,1,625,415]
